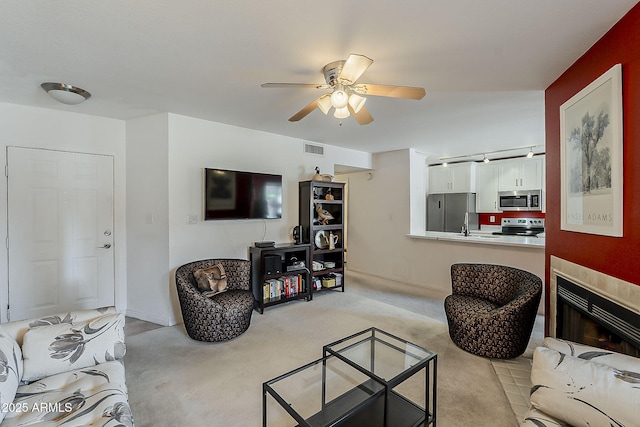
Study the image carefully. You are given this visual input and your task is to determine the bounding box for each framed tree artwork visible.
[560,63,623,237]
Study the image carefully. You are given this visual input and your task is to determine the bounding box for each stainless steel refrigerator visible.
[426,193,478,232]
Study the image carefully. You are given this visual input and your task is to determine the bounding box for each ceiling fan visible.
[261,54,426,125]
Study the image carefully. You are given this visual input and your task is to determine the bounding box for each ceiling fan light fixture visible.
[261,53,426,126]
[348,93,366,113]
[316,95,332,115]
[41,82,91,105]
[333,107,350,119]
[330,85,349,109]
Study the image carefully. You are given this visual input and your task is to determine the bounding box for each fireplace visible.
[556,276,640,357]
[550,256,640,358]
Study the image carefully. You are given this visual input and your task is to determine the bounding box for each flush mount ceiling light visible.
[41,82,91,105]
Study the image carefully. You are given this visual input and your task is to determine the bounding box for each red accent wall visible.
[545,4,640,332]
[478,212,545,226]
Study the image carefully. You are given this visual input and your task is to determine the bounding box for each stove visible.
[492,217,545,237]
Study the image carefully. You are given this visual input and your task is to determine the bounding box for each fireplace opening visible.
[556,276,640,358]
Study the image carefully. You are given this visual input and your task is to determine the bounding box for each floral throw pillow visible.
[193,264,228,297]
[0,327,22,423]
[21,313,126,382]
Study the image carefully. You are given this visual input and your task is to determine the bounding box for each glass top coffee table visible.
[263,327,437,426]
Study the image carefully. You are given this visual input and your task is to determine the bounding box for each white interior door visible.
[7,147,115,321]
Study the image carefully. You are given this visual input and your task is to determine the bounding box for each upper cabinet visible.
[429,162,477,193]
[475,162,501,213]
[498,156,544,191]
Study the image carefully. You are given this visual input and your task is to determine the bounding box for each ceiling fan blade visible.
[261,83,330,89]
[352,84,426,100]
[288,98,322,122]
[339,54,373,85]
[348,104,374,125]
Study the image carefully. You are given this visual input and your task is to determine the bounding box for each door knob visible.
[99,243,112,249]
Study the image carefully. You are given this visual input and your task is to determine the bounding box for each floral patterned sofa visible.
[0,307,133,426]
[521,337,640,426]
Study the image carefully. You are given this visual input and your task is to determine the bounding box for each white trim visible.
[125,308,176,327]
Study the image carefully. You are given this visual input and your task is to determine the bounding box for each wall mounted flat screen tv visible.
[204,168,283,220]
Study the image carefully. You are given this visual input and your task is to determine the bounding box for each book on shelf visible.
[263,282,271,303]
[262,274,305,303]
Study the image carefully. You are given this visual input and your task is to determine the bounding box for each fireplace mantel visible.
[549,256,640,337]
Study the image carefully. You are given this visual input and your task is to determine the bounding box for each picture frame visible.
[560,63,623,237]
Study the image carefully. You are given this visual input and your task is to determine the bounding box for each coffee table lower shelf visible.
[302,382,429,427]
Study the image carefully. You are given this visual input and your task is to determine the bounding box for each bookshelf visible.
[299,180,345,295]
[250,243,311,314]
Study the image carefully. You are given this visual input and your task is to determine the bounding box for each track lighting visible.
[438,144,544,165]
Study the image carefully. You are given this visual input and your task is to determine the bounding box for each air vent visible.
[304,143,324,156]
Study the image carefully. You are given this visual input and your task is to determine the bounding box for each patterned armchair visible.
[444,263,542,359]
[175,259,254,342]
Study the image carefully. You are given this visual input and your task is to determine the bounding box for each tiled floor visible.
[492,357,533,422]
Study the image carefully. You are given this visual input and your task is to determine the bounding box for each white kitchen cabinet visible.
[475,162,500,212]
[498,156,544,191]
[429,162,476,193]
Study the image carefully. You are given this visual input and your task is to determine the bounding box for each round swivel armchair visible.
[444,263,542,359]
[175,259,254,342]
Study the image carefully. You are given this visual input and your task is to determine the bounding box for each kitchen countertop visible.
[407,229,545,249]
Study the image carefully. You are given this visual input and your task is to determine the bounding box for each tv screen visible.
[204,168,282,220]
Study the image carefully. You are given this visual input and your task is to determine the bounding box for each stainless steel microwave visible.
[498,190,542,211]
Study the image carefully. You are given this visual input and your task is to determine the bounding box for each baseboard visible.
[346,268,450,300]
[125,308,177,327]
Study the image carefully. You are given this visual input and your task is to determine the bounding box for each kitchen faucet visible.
[462,211,469,236]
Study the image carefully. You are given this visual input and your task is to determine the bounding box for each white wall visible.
[0,103,127,322]
[409,150,428,234]
[344,150,414,283]
[343,149,545,298]
[126,113,372,326]
[125,114,170,325]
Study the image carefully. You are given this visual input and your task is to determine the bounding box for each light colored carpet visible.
[125,274,523,426]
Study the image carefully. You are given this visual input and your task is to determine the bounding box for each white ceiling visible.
[1,0,637,162]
